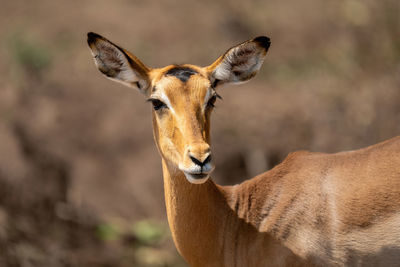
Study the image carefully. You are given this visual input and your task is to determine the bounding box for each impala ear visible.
[87,32,151,94]
[206,36,270,88]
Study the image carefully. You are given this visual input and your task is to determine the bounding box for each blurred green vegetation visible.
[7,32,52,76]
[96,219,168,245]
[95,220,184,266]
[132,220,168,246]
[96,222,122,241]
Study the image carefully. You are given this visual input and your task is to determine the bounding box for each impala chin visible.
[183,172,210,184]
[179,163,215,184]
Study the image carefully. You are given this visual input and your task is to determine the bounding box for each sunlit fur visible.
[148,65,215,183]
[88,33,400,267]
[87,32,269,185]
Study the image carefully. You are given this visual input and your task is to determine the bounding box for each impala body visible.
[87,32,400,266]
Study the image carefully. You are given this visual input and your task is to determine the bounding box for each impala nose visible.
[189,154,212,167]
[187,144,211,168]
[182,144,214,184]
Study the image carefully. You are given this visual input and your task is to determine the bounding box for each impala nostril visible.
[204,155,212,164]
[190,155,204,166]
[189,153,212,167]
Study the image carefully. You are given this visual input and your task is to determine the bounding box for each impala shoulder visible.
[286,150,312,159]
[275,150,330,177]
[283,150,325,163]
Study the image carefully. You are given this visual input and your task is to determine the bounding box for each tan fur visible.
[87,33,400,266]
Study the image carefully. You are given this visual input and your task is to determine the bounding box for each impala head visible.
[87,32,270,184]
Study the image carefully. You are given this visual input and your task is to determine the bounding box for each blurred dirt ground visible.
[0,0,399,266]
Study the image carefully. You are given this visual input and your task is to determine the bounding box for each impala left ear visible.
[87,32,151,94]
[206,36,270,87]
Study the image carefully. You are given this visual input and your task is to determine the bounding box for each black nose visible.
[190,155,212,167]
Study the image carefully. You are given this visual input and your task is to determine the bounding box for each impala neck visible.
[161,159,229,264]
[161,159,297,266]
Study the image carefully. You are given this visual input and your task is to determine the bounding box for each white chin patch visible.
[183,172,209,184]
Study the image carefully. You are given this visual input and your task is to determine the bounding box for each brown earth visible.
[0,0,399,266]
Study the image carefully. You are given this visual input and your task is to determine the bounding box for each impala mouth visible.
[183,171,210,184]
[179,161,214,184]
[189,173,208,179]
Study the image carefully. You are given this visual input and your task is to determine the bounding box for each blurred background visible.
[0,0,399,266]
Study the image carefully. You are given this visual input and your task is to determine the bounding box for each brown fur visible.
[87,33,400,266]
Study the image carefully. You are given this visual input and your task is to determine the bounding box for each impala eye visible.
[148,99,167,111]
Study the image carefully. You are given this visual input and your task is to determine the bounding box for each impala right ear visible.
[206,36,270,88]
[87,32,151,94]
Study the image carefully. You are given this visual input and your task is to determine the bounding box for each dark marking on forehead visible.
[165,66,198,82]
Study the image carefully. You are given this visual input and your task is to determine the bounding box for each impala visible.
[87,32,400,266]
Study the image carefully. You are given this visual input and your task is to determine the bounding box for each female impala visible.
[87,32,400,266]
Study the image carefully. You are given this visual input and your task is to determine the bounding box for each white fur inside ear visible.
[90,40,144,90]
[212,42,265,84]
[214,60,232,81]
